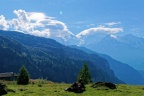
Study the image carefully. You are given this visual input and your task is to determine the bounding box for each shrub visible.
[17,65,30,85]
[77,63,92,84]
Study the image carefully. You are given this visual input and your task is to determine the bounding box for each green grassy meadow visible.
[1,80,144,96]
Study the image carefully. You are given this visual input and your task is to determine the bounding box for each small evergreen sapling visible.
[77,63,92,84]
[17,65,30,85]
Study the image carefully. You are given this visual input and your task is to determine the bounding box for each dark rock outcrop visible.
[0,83,7,95]
[91,82,116,89]
[65,82,85,93]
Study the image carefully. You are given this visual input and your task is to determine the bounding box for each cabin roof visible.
[0,72,17,78]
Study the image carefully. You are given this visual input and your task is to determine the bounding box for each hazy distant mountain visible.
[101,55,144,85]
[70,45,144,85]
[80,34,144,70]
[139,70,144,79]
[118,34,144,49]
[0,30,123,84]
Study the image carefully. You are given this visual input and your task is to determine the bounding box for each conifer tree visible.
[77,63,92,84]
[17,65,30,85]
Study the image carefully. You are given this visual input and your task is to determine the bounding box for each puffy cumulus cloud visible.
[28,12,48,21]
[3,9,77,45]
[0,15,9,30]
[13,10,30,22]
[76,26,123,38]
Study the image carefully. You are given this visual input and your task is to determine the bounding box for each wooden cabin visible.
[0,72,17,81]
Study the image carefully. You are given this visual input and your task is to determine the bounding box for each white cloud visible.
[76,26,123,45]
[0,15,9,30]
[105,22,121,27]
[110,34,117,38]
[28,12,47,21]
[13,9,30,22]
[76,26,123,38]
[0,9,78,45]
[0,9,124,46]
[3,9,77,44]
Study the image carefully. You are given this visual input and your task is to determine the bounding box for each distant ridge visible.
[80,34,144,70]
[70,45,144,85]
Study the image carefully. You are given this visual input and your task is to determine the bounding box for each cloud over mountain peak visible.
[0,9,124,45]
[76,26,123,38]
[76,26,123,45]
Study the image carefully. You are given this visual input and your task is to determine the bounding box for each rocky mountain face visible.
[0,30,123,84]
[70,45,144,85]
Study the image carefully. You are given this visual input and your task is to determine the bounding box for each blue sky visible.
[0,0,144,40]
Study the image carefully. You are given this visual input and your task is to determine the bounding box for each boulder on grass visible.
[0,83,7,95]
[91,82,116,89]
[65,82,85,93]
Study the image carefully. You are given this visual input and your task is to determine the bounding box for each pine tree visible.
[17,65,30,85]
[77,63,92,84]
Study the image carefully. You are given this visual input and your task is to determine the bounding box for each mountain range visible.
[0,30,123,84]
[35,27,144,71]
[79,34,144,71]
[70,45,144,85]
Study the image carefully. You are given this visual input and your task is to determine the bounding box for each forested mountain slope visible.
[0,30,123,83]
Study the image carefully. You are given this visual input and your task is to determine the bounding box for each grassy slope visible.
[2,80,144,96]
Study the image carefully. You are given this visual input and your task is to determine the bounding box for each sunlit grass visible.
[1,80,144,96]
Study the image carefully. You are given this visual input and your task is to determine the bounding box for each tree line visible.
[17,63,92,85]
